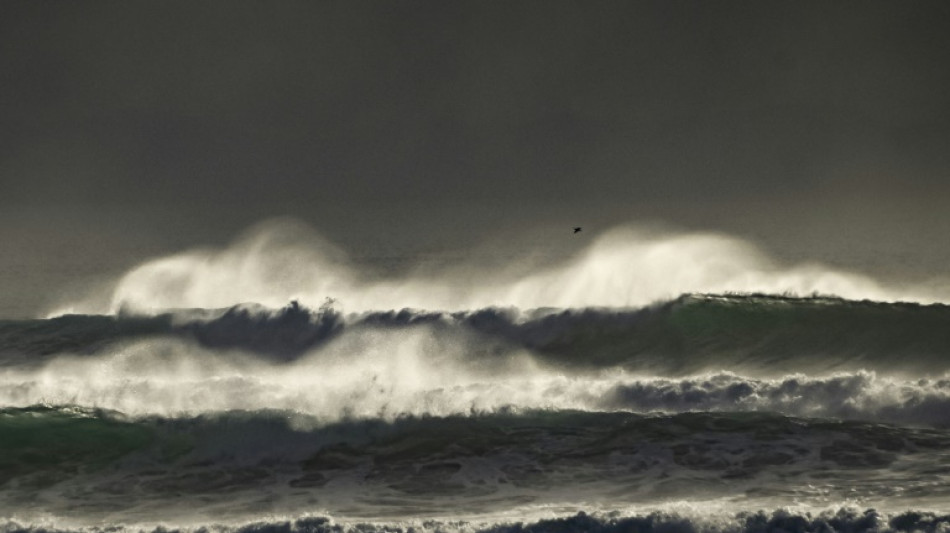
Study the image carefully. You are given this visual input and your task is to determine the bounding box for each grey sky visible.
[2,1,949,316]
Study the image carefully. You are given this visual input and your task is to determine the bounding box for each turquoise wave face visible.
[0,406,154,487]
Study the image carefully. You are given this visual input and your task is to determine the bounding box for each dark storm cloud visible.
[2,0,950,318]
[2,0,949,211]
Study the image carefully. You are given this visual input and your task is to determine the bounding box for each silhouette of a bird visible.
[573,227,582,234]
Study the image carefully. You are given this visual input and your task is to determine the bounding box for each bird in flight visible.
[573,227,582,234]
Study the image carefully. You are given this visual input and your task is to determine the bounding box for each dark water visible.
[2,294,950,531]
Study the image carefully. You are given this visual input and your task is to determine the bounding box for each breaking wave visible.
[3,337,950,426]
[46,219,949,316]
[3,293,950,425]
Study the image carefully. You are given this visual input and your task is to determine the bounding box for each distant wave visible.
[46,219,949,316]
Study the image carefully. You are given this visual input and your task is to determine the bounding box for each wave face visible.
[8,294,950,374]
[4,221,950,530]
[4,406,950,524]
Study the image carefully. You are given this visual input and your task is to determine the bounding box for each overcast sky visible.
[2,1,949,316]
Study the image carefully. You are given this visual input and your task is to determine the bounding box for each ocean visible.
[2,221,950,532]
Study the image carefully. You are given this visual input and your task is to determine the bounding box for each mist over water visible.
[48,219,949,317]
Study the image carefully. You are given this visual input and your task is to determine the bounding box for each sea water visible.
[2,220,950,532]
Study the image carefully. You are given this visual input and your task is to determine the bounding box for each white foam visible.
[0,326,571,421]
[4,323,950,426]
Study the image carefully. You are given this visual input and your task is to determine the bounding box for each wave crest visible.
[47,219,947,316]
